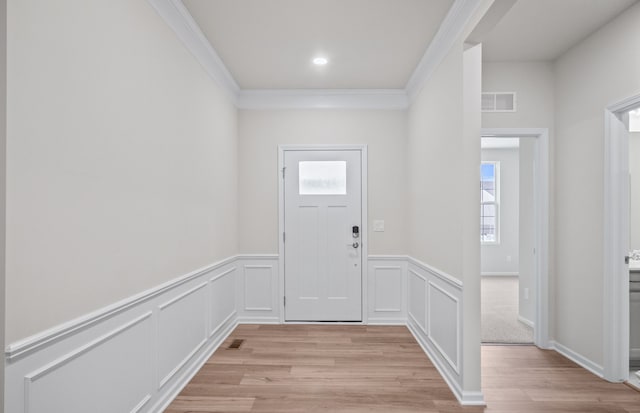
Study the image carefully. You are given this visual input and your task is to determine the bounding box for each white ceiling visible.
[182,0,453,90]
[481,0,638,61]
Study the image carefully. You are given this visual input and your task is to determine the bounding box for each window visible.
[299,161,347,195]
[481,162,499,243]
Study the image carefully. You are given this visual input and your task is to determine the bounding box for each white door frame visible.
[603,93,640,382]
[277,144,369,324]
[481,128,551,349]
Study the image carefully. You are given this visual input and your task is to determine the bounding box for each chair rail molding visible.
[4,257,240,413]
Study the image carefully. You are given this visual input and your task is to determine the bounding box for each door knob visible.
[347,242,359,249]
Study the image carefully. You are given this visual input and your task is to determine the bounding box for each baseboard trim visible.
[518,315,534,328]
[550,340,604,378]
[481,272,519,277]
[407,318,486,406]
[237,316,280,324]
[367,317,407,325]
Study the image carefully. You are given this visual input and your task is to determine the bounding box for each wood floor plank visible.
[164,325,640,412]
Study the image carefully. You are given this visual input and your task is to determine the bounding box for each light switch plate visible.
[373,220,385,232]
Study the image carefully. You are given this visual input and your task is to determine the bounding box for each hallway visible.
[166,325,640,412]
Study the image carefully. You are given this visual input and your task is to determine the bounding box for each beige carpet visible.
[481,276,533,344]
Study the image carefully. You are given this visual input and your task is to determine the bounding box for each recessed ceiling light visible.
[313,57,328,66]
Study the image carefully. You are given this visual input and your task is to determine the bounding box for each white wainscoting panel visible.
[236,255,280,323]
[25,313,154,413]
[409,269,427,330]
[209,268,237,336]
[5,258,239,413]
[406,257,467,404]
[427,282,460,373]
[367,256,407,324]
[157,282,208,388]
[5,253,482,411]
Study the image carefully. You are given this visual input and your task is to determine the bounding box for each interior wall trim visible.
[405,0,482,101]
[146,0,481,110]
[550,340,604,379]
[145,0,240,102]
[5,257,239,413]
[5,252,610,410]
[237,89,409,110]
[408,256,463,289]
[5,256,238,361]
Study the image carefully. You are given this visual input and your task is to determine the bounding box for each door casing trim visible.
[277,144,369,323]
[603,93,640,382]
[481,128,550,349]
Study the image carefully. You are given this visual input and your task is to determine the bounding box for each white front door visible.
[283,149,362,321]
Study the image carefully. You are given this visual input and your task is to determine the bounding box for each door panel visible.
[284,150,362,321]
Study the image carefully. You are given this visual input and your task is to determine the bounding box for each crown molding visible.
[237,89,409,110]
[148,0,482,110]
[405,0,482,102]
[146,0,240,103]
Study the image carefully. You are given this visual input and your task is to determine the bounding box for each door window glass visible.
[299,161,347,195]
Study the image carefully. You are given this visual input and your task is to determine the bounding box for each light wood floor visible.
[165,324,640,412]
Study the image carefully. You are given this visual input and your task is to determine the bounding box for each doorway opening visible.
[603,94,640,386]
[480,129,550,349]
[480,136,533,344]
[277,145,368,323]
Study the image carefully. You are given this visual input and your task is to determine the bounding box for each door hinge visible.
[283,296,286,306]
[626,256,630,265]
[282,166,286,179]
[283,232,286,242]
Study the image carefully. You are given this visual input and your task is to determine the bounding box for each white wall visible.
[237,109,407,255]
[631,132,640,251]
[482,61,555,129]
[407,49,464,278]
[554,1,640,366]
[5,0,238,343]
[519,138,535,324]
[481,147,519,275]
[0,0,6,409]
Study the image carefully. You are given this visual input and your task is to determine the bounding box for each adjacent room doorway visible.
[480,129,550,349]
[279,146,366,322]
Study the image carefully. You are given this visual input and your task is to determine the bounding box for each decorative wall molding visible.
[405,0,483,101]
[367,256,408,324]
[23,312,154,413]
[405,259,476,405]
[5,256,238,361]
[5,258,239,413]
[146,0,482,110]
[427,281,461,374]
[408,256,464,289]
[17,253,598,410]
[146,0,239,102]
[237,89,409,110]
[236,256,280,321]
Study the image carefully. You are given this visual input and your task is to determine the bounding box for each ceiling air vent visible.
[482,92,516,112]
